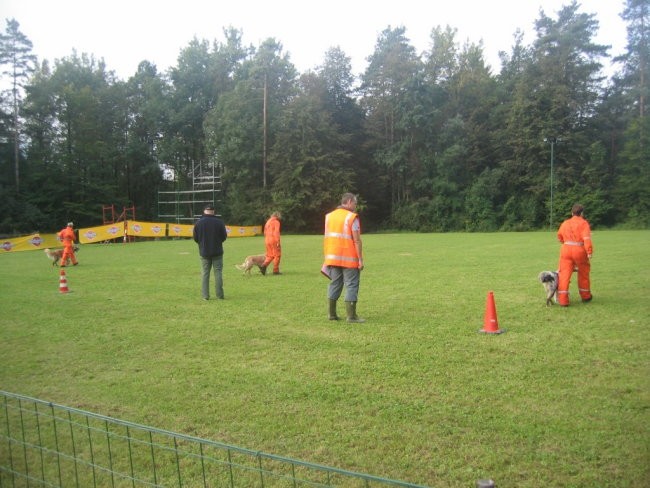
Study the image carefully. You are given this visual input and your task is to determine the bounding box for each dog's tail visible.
[235,264,246,270]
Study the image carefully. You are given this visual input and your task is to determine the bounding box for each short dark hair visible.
[572,204,584,216]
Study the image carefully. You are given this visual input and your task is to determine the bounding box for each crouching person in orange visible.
[58,222,78,267]
[260,211,282,275]
[556,204,593,306]
[323,193,365,323]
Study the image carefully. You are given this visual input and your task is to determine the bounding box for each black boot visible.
[345,301,365,323]
[328,299,339,320]
[259,265,267,275]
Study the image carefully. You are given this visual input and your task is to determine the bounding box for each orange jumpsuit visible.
[58,225,78,266]
[261,215,281,273]
[556,215,593,305]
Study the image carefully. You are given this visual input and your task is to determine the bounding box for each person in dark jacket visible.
[193,205,228,300]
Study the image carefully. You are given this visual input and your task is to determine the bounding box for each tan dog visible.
[235,255,266,275]
[44,247,79,267]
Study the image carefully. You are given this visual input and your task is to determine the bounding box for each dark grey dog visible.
[538,271,559,306]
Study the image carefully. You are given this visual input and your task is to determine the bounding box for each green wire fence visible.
[0,391,429,488]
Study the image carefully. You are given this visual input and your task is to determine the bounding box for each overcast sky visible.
[1,0,628,79]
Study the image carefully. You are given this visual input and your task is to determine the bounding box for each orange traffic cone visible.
[59,269,69,294]
[479,291,505,334]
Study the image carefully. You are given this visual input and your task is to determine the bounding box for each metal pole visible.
[263,73,267,189]
[544,137,557,231]
[550,139,555,230]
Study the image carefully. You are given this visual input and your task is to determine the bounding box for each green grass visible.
[1,231,649,487]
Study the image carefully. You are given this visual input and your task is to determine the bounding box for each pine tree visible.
[0,18,37,192]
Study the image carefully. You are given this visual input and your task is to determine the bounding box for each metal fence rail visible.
[1,391,429,488]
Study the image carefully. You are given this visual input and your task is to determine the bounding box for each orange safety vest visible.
[323,208,360,268]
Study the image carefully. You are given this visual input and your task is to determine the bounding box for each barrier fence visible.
[1,223,262,253]
[0,391,429,488]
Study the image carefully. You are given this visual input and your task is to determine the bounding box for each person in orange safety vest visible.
[260,211,282,275]
[323,193,365,323]
[58,222,78,267]
[556,204,593,306]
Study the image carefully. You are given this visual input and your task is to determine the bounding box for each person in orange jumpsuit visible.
[556,204,593,306]
[58,222,78,267]
[260,212,282,275]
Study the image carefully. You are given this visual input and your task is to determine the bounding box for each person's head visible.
[271,211,281,220]
[67,222,74,228]
[340,192,358,210]
[204,205,215,215]
[571,204,584,216]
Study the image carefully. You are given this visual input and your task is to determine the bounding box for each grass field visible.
[1,231,649,487]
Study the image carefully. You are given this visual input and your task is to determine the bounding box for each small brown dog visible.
[44,247,79,267]
[235,255,266,275]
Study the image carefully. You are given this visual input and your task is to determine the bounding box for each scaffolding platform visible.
[158,161,222,222]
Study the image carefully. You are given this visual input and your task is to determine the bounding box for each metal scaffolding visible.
[157,161,222,223]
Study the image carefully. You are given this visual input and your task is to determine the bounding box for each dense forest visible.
[0,0,648,235]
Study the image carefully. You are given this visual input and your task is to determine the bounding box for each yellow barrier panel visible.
[168,224,261,238]
[168,223,195,238]
[4,222,263,252]
[227,225,262,237]
[1,233,62,253]
[79,223,125,244]
[126,220,167,238]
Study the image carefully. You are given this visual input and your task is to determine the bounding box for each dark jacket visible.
[193,214,228,258]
